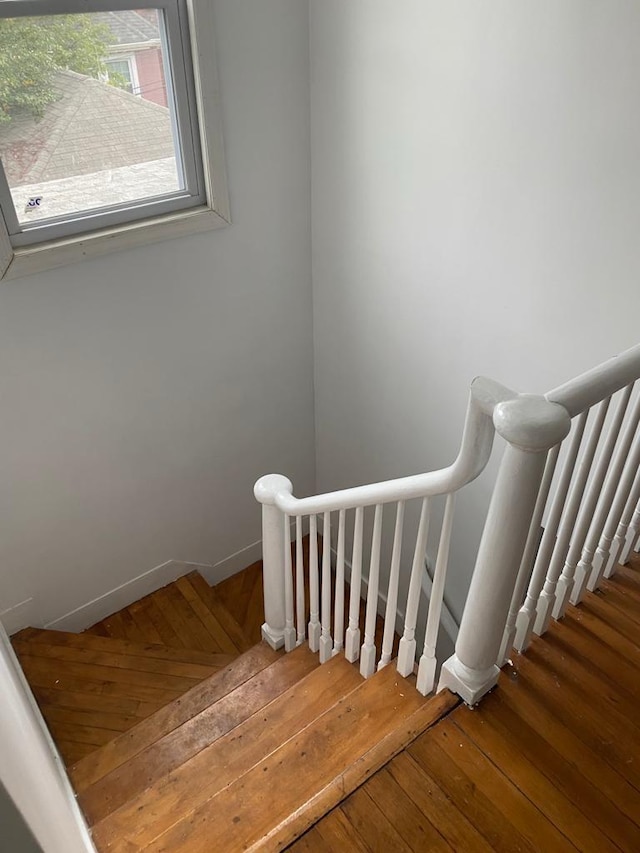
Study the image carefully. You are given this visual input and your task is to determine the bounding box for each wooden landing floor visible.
[291,558,640,852]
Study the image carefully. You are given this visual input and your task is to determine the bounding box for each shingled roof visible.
[93,10,160,46]
[0,70,174,186]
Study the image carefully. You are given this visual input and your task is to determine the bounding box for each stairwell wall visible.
[310,0,640,620]
[0,783,43,853]
[0,1,315,628]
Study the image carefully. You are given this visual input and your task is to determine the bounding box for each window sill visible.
[0,203,230,281]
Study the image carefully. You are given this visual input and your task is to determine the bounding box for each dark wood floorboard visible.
[290,558,640,851]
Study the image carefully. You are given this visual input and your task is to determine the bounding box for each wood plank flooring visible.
[289,555,640,852]
[11,572,252,764]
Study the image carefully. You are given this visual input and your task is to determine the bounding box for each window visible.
[0,0,229,280]
[105,57,138,94]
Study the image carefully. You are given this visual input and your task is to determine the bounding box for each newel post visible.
[254,474,293,651]
[438,395,571,705]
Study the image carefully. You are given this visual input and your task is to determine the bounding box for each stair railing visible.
[256,343,640,704]
[505,344,640,660]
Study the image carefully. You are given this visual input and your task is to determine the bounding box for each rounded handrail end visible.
[493,394,571,452]
[254,474,293,506]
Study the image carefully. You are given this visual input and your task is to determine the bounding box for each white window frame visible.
[105,55,140,95]
[0,0,229,281]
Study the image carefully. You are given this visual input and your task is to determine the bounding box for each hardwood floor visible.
[10,548,640,851]
[289,556,640,852]
[11,572,252,764]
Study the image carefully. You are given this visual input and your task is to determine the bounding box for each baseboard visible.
[45,559,213,633]
[2,536,266,636]
[0,598,37,635]
[198,539,263,587]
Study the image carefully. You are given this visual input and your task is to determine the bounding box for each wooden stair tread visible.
[90,652,360,848]
[17,627,236,668]
[13,635,234,680]
[86,573,250,655]
[80,645,319,826]
[212,559,265,646]
[182,572,253,653]
[124,664,455,853]
[71,641,281,793]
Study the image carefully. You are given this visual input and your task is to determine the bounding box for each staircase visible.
[5,344,640,853]
[11,565,453,853]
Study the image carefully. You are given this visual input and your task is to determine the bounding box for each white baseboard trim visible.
[45,559,213,633]
[198,539,263,587]
[0,598,37,636]
[2,538,267,637]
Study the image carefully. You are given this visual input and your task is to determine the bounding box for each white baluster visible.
[598,432,640,581]
[283,515,296,651]
[360,504,383,678]
[548,404,609,620]
[552,399,611,620]
[319,512,333,663]
[397,498,431,677]
[531,415,587,636]
[584,390,640,592]
[621,495,640,565]
[570,384,635,603]
[308,514,320,652]
[333,509,346,655]
[345,507,364,662]
[295,516,305,644]
[417,493,455,695]
[508,444,560,655]
[609,467,640,572]
[378,501,405,670]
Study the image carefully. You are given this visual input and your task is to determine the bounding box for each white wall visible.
[0,0,315,627]
[310,0,640,616]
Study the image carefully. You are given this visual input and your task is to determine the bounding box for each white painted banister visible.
[319,512,333,663]
[439,396,571,704]
[608,466,640,573]
[569,384,635,603]
[582,390,640,593]
[531,412,587,636]
[261,376,510,518]
[255,343,640,705]
[295,516,305,644]
[344,507,363,662]
[333,509,346,655]
[417,492,455,695]
[507,443,559,657]
[360,504,383,678]
[546,342,640,417]
[552,399,611,619]
[597,431,640,583]
[308,513,320,652]
[254,474,291,650]
[621,496,640,564]
[283,515,296,652]
[378,501,405,670]
[396,497,431,677]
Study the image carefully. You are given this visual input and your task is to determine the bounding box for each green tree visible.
[0,14,112,122]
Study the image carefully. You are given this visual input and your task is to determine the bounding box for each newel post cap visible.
[254,474,293,506]
[493,394,571,452]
